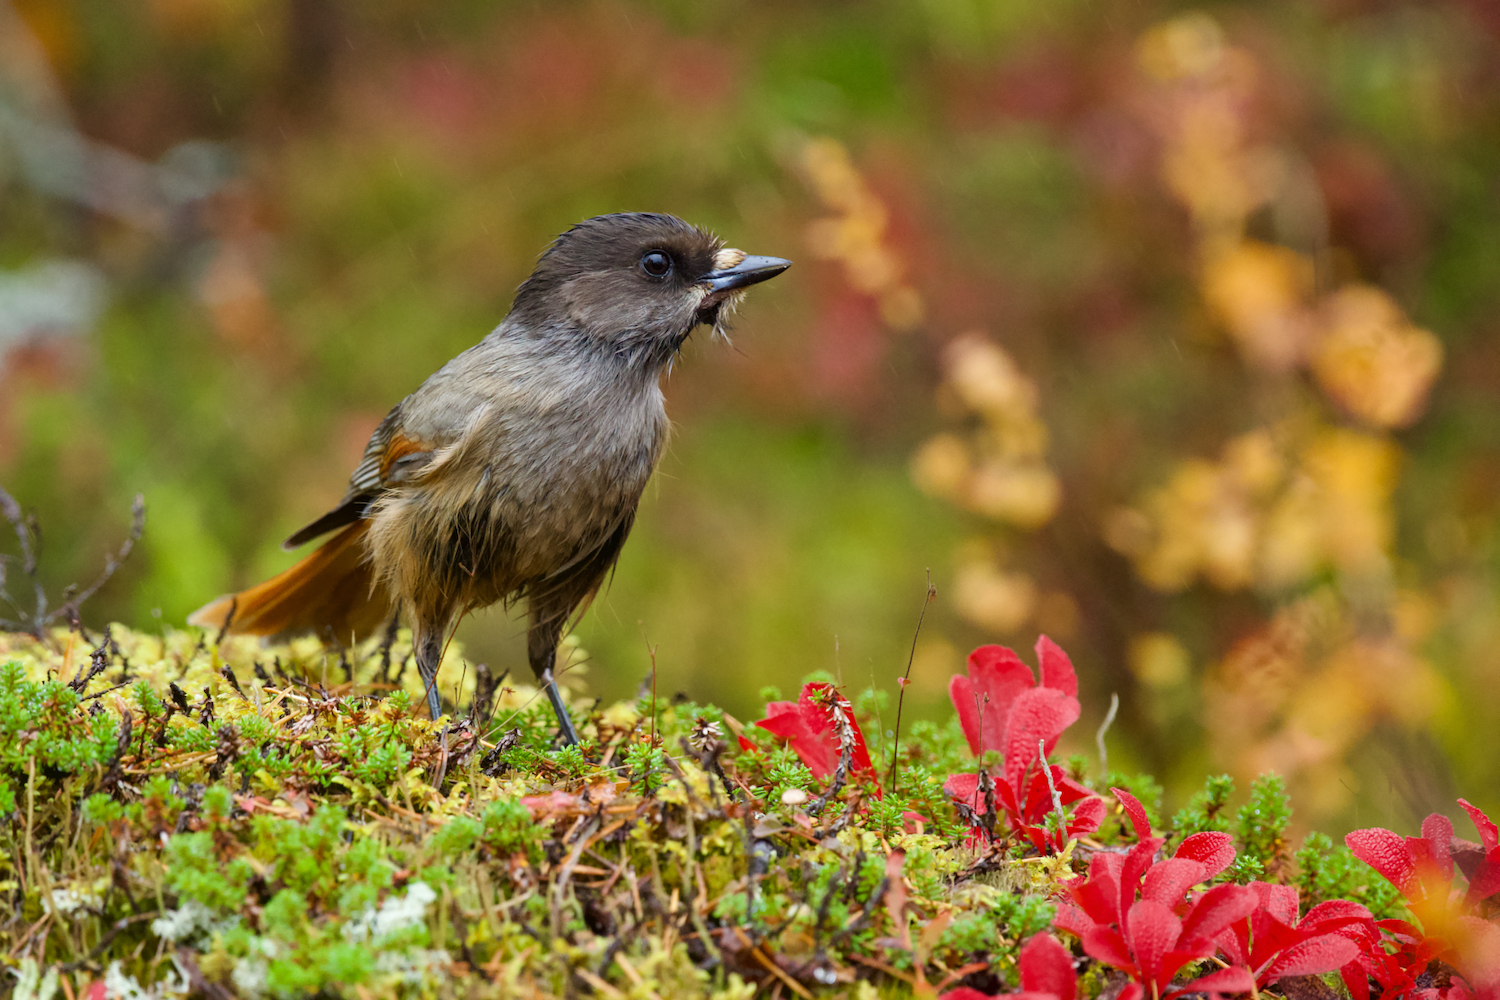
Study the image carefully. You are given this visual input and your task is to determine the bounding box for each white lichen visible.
[149,900,239,944]
[42,883,104,917]
[10,958,59,1000]
[343,881,437,943]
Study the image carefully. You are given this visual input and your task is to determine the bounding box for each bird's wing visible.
[345,404,405,498]
[281,404,438,550]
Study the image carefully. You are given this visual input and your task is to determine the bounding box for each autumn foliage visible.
[746,637,1500,1000]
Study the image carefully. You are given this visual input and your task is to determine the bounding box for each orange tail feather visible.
[187,522,390,643]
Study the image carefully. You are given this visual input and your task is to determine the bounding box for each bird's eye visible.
[640,251,673,278]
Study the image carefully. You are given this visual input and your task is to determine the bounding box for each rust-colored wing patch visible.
[379,430,434,484]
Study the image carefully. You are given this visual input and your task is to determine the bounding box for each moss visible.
[0,625,1428,998]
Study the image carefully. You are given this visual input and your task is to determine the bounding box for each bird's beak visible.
[700,254,792,299]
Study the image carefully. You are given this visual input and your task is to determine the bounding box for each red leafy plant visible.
[755,682,880,792]
[1217,880,1378,990]
[1056,788,1384,1000]
[942,637,1104,852]
[941,933,1078,1000]
[1055,788,1257,1000]
[1343,800,1500,1000]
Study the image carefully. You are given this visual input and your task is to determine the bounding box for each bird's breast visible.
[418,384,666,582]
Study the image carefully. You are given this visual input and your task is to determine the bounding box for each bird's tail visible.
[187,522,391,643]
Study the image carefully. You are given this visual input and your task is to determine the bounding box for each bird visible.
[189,212,790,742]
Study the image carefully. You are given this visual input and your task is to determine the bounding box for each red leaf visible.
[1054,903,1096,939]
[1341,959,1373,1000]
[952,645,1036,756]
[1089,850,1126,881]
[1459,799,1499,853]
[1125,899,1184,989]
[1249,915,1306,975]
[1177,884,1260,952]
[1263,935,1362,982]
[1299,900,1376,936]
[1378,917,1425,941]
[938,990,997,1000]
[1119,837,1166,934]
[1081,924,1137,974]
[1420,812,1456,881]
[1021,822,1056,855]
[1169,965,1256,999]
[756,683,877,786]
[1217,923,1250,968]
[945,771,995,828]
[1071,871,1122,927]
[1019,933,1078,1000]
[1142,858,1208,906]
[1055,773,1100,804]
[1002,688,1079,792]
[1253,881,1301,927]
[1069,796,1107,837]
[757,698,835,776]
[1113,787,1153,841]
[945,771,981,802]
[1346,827,1418,896]
[1466,860,1500,905]
[949,674,986,759]
[1021,768,1061,819]
[1456,799,1500,905]
[1175,831,1237,881]
[950,639,1083,759]
[1036,634,1078,698]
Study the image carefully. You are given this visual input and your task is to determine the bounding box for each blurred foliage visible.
[2,0,1499,837]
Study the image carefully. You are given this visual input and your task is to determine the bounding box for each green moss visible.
[0,626,1439,997]
[1236,773,1294,867]
[1171,773,1236,837]
[1295,831,1406,919]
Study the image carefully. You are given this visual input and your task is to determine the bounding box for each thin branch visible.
[1096,691,1120,778]
[213,597,238,647]
[69,624,114,692]
[1040,738,1066,850]
[887,572,937,794]
[0,489,146,636]
[0,484,45,633]
[809,744,852,818]
[44,493,146,625]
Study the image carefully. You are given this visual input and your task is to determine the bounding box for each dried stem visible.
[887,572,937,794]
[1096,691,1120,778]
[0,488,145,636]
[1040,738,1066,849]
[0,484,46,634]
[46,494,146,626]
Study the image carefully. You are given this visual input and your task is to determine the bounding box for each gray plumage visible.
[190,212,790,740]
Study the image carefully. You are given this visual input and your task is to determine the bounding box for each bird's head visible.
[511,213,790,367]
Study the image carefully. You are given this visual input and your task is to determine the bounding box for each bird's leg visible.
[527,618,579,745]
[414,624,444,721]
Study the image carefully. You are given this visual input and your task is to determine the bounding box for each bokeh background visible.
[3,0,1498,835]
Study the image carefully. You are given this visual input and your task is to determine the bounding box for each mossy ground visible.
[0,625,1398,999]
